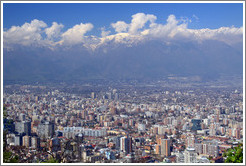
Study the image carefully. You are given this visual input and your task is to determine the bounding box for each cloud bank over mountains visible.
[3,13,243,83]
[3,13,243,50]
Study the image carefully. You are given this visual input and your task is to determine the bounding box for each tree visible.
[3,151,19,163]
[3,106,19,163]
[223,144,243,163]
[3,105,8,119]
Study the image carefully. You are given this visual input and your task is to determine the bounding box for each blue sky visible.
[3,2,244,48]
[3,3,243,36]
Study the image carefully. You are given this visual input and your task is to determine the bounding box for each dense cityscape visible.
[2,2,244,164]
[3,80,243,163]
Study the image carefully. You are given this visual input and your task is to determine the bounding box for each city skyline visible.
[1,1,245,164]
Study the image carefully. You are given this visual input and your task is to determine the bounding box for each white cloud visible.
[148,14,188,38]
[111,21,129,33]
[187,26,243,44]
[128,13,156,34]
[45,22,64,40]
[146,14,242,44]
[111,13,156,34]
[61,23,93,45]
[3,19,47,46]
[3,13,243,50]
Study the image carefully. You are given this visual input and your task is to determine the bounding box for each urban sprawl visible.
[3,83,243,163]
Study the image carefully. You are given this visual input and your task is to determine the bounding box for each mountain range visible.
[3,38,243,84]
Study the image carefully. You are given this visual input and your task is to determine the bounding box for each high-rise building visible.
[35,96,40,103]
[112,89,117,95]
[6,134,15,146]
[120,136,132,154]
[155,144,161,155]
[235,128,241,139]
[37,121,55,139]
[114,93,119,101]
[31,136,40,149]
[91,92,96,99]
[203,143,208,155]
[70,116,76,126]
[186,135,196,148]
[109,136,121,150]
[184,147,197,163]
[191,119,202,131]
[49,137,61,152]
[3,119,15,133]
[14,134,23,146]
[160,139,171,157]
[23,135,31,147]
[63,127,107,138]
[194,140,219,157]
[82,110,88,119]
[207,141,219,157]
[194,143,203,154]
[15,121,31,136]
[107,92,112,100]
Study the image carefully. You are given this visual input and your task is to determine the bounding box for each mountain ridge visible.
[3,39,243,84]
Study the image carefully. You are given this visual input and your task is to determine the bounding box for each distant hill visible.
[3,39,243,84]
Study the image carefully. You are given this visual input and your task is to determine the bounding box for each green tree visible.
[223,144,243,163]
[3,151,19,163]
[3,105,8,119]
[3,106,20,163]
